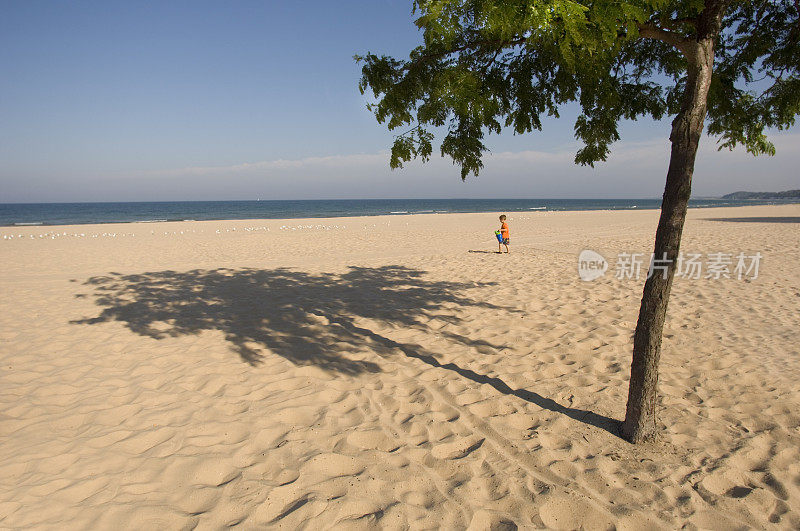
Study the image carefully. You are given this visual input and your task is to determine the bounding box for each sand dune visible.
[1,205,799,529]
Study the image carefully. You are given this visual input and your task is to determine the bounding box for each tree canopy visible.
[356,0,799,178]
[357,0,800,444]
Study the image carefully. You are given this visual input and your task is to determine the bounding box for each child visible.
[498,215,510,254]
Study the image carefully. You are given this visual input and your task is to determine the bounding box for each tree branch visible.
[696,0,732,39]
[477,48,503,78]
[395,125,422,139]
[402,36,527,71]
[637,22,691,55]
[659,17,696,32]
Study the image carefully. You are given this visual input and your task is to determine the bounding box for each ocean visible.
[1,198,796,227]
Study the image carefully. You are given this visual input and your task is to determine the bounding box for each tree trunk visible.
[622,40,716,443]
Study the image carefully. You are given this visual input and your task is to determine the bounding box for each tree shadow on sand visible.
[73,265,621,435]
[72,265,507,373]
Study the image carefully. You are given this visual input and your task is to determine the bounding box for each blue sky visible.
[1,0,797,202]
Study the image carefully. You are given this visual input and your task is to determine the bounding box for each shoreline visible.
[2,201,799,230]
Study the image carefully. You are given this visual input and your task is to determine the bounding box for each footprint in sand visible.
[538,493,613,530]
[252,488,312,525]
[431,436,485,460]
[331,498,385,525]
[346,430,402,452]
[272,406,323,428]
[467,509,517,531]
[301,453,366,478]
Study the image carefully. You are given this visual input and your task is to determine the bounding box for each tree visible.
[356,0,799,443]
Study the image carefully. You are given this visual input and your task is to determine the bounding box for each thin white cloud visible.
[153,151,391,177]
[150,136,678,178]
[23,132,790,202]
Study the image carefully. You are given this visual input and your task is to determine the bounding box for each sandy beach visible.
[1,204,799,529]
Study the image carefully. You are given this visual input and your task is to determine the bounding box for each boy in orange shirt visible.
[498,215,510,254]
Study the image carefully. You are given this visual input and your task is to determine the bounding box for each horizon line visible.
[0,196,733,205]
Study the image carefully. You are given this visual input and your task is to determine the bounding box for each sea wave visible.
[2,198,795,227]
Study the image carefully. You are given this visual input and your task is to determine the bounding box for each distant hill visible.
[722,189,800,199]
